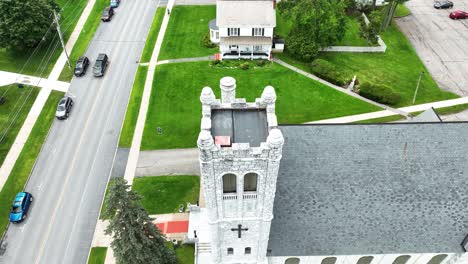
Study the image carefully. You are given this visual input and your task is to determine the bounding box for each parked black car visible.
[434,0,454,9]
[93,53,109,77]
[101,6,114,21]
[74,56,90,77]
[56,96,74,120]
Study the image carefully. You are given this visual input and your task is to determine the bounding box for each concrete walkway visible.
[157,55,214,65]
[308,96,468,124]
[0,0,96,192]
[136,148,200,177]
[273,58,410,117]
[123,0,175,186]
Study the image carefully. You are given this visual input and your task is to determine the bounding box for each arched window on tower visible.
[393,255,411,264]
[357,256,374,264]
[321,257,337,264]
[244,247,251,254]
[223,174,237,194]
[244,173,258,192]
[427,255,448,264]
[285,257,300,264]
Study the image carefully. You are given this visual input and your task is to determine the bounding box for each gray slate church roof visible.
[268,123,468,256]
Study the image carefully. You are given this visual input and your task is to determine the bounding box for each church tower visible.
[197,77,284,264]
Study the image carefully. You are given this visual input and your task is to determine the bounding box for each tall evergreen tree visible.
[0,0,58,50]
[104,178,177,264]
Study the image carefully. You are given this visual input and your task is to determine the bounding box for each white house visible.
[187,76,468,264]
[209,0,278,60]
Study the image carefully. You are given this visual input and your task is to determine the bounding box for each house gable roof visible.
[268,123,468,256]
[216,0,276,27]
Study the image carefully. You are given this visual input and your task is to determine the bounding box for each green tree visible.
[279,0,347,61]
[104,177,177,264]
[0,0,57,51]
[381,0,408,31]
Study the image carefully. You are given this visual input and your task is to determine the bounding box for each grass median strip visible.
[0,85,40,166]
[141,61,380,150]
[0,91,63,234]
[88,247,108,264]
[0,0,88,76]
[140,8,165,63]
[58,0,108,81]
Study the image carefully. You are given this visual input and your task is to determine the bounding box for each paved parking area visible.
[396,0,468,96]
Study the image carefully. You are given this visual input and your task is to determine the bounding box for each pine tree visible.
[104,177,177,264]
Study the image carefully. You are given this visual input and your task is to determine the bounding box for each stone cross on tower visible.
[231,224,248,238]
[197,76,284,264]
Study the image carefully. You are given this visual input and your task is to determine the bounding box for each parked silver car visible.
[55,96,74,120]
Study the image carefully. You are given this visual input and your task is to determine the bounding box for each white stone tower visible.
[197,77,284,264]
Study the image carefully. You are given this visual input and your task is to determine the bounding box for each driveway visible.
[0,1,158,263]
[396,0,468,96]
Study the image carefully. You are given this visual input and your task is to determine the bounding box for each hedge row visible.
[309,59,352,87]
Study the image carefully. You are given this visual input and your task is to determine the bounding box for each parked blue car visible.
[110,0,120,8]
[9,192,33,223]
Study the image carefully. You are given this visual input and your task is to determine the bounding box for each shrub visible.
[202,32,216,48]
[255,60,269,67]
[240,62,250,70]
[310,59,351,86]
[211,59,222,66]
[358,82,401,105]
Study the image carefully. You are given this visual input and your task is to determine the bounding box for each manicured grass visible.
[355,114,405,123]
[0,0,88,77]
[395,4,411,18]
[88,247,107,264]
[141,61,380,150]
[99,178,116,220]
[0,91,63,235]
[59,0,109,81]
[276,22,458,107]
[175,244,195,264]
[141,8,166,63]
[434,103,468,116]
[119,66,148,147]
[133,176,200,214]
[336,16,371,47]
[0,85,40,166]
[158,6,217,61]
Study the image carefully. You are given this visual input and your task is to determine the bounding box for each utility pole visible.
[53,10,71,68]
[412,71,424,105]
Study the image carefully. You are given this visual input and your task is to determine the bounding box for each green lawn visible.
[141,61,380,150]
[0,91,63,235]
[119,66,148,147]
[276,22,458,107]
[88,247,107,264]
[0,85,40,166]
[133,176,200,214]
[59,0,109,81]
[141,8,166,63]
[99,178,116,220]
[395,4,411,18]
[175,244,195,264]
[336,16,371,47]
[0,0,88,77]
[158,5,217,61]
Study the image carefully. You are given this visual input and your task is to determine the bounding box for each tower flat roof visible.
[211,109,267,147]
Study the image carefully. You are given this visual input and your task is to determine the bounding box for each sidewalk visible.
[308,96,468,124]
[0,0,96,191]
[0,70,69,92]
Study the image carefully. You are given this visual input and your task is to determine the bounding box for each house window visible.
[253,45,262,52]
[216,31,219,39]
[229,45,238,50]
[252,28,264,36]
[244,173,258,192]
[223,174,237,193]
[245,247,251,254]
[227,248,234,255]
[228,28,239,36]
[211,31,214,38]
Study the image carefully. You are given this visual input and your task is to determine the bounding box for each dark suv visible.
[93,53,109,77]
[74,56,89,77]
[101,6,114,22]
[56,96,74,120]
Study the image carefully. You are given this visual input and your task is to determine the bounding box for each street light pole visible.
[412,71,424,105]
[53,10,72,68]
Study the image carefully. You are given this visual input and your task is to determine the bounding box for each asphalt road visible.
[0,1,157,263]
[396,0,468,96]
